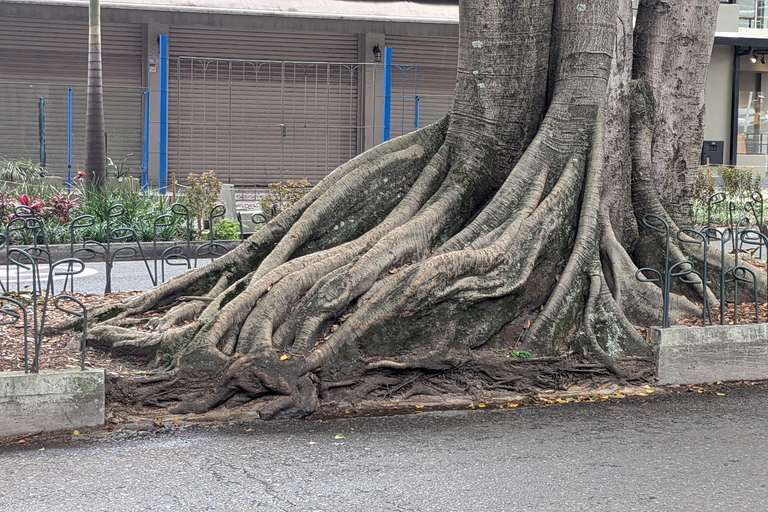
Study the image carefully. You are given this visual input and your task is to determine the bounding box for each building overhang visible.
[0,0,460,24]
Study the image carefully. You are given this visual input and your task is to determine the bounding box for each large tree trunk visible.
[85,0,106,193]
[55,0,739,419]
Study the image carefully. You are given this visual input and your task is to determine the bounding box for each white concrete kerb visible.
[0,369,105,438]
[652,324,768,385]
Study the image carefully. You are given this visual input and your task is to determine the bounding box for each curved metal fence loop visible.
[195,204,229,267]
[676,228,712,325]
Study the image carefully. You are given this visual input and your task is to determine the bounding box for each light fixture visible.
[372,44,382,63]
[752,52,758,64]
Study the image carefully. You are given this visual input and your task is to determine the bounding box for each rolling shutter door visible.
[168,27,359,187]
[385,35,458,137]
[0,18,143,179]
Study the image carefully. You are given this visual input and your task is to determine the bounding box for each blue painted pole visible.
[141,90,149,192]
[414,96,420,130]
[382,47,392,142]
[67,86,72,191]
[158,34,168,194]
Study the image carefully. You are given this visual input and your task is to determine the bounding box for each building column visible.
[145,23,169,189]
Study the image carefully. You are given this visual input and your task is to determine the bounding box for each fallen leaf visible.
[38,448,45,451]
[280,354,290,361]
[507,403,519,408]
[245,427,253,432]
[478,403,486,408]
[72,430,80,436]
[334,434,345,439]
[309,441,317,445]
[716,392,726,396]
[17,439,26,444]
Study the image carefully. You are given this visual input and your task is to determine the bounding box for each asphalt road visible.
[1,385,768,511]
[1,258,210,295]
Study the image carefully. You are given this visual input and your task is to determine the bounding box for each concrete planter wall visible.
[653,324,768,385]
[0,369,105,438]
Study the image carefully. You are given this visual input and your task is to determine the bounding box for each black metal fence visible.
[0,201,267,373]
[637,191,768,328]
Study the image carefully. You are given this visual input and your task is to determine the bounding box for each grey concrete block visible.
[653,324,768,385]
[0,369,105,438]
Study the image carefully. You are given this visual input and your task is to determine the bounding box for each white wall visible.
[704,44,734,162]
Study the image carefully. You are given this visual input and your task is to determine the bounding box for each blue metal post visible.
[382,47,392,142]
[67,86,72,191]
[158,34,168,194]
[141,90,149,191]
[414,96,420,130]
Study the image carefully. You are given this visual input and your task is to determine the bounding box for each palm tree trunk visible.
[85,0,106,194]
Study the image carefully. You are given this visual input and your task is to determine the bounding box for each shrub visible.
[0,157,46,183]
[185,171,222,232]
[260,178,311,221]
[211,218,240,240]
[719,165,760,203]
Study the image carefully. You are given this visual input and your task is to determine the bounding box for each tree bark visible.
[85,0,106,193]
[54,0,730,419]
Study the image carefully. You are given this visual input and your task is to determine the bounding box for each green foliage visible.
[260,178,311,221]
[509,350,533,358]
[719,165,761,203]
[106,154,133,179]
[693,165,715,223]
[210,218,240,240]
[73,183,177,243]
[0,157,46,183]
[691,165,764,225]
[185,171,222,232]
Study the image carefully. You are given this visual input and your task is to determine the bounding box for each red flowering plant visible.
[13,193,45,217]
[45,192,80,223]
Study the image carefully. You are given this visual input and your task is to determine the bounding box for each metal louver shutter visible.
[384,35,458,138]
[168,27,359,187]
[0,18,143,179]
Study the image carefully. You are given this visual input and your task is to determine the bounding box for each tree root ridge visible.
[70,2,718,421]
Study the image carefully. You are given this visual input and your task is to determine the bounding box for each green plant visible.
[185,171,222,233]
[106,154,133,179]
[0,157,46,183]
[719,165,760,203]
[508,350,533,358]
[210,218,240,240]
[260,178,311,221]
[71,182,177,243]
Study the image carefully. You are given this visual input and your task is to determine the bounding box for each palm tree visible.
[85,0,106,194]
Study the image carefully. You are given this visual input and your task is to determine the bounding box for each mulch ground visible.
[0,291,140,376]
[3,291,768,374]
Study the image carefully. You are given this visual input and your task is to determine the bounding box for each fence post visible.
[382,47,392,142]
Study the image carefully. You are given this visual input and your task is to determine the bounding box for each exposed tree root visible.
[56,0,724,421]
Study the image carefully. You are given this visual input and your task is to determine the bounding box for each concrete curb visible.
[0,369,105,438]
[653,324,768,384]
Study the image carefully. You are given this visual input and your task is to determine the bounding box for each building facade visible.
[0,0,759,188]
